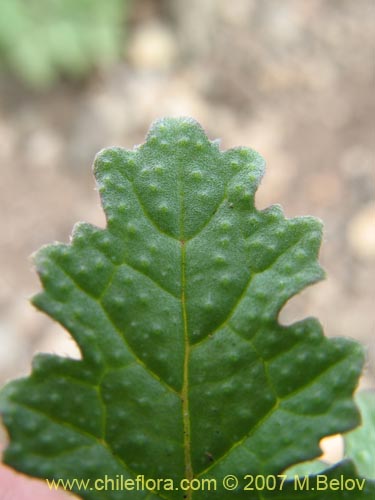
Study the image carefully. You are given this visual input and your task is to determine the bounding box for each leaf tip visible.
[145,116,211,149]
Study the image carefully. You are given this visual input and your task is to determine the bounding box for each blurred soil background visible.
[0,0,374,468]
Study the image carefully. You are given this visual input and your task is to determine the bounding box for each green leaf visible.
[284,390,375,481]
[265,461,375,499]
[285,459,329,478]
[344,391,375,478]
[0,118,369,499]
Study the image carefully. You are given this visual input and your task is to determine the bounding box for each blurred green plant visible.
[0,0,128,88]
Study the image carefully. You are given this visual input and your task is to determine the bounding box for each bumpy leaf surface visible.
[0,118,370,499]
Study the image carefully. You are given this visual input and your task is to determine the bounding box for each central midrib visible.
[181,240,193,494]
[179,159,193,500]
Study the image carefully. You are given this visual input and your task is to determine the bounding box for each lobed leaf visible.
[0,118,371,499]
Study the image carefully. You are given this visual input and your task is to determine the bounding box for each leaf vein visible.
[49,262,179,396]
[197,349,353,477]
